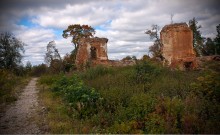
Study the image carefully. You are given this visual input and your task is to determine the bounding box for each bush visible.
[80,65,114,80]
[189,71,220,133]
[0,69,27,104]
[39,60,220,133]
[153,96,184,133]
[125,93,157,121]
[191,72,220,102]
[39,74,63,86]
[149,70,201,99]
[30,64,47,77]
[134,61,161,84]
[51,75,104,119]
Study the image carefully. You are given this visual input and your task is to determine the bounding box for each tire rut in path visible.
[0,78,42,134]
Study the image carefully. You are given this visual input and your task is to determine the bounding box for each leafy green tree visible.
[202,38,215,56]
[145,25,163,60]
[189,18,204,56]
[62,24,95,59]
[214,24,220,55]
[0,32,25,70]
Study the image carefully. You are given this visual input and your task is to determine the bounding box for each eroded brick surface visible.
[160,23,197,70]
[75,37,136,69]
[75,37,108,68]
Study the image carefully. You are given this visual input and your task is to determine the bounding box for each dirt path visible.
[0,78,42,134]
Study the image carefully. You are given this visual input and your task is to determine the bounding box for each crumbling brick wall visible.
[160,23,197,70]
[75,37,108,67]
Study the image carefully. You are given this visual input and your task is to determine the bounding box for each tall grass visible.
[38,60,220,134]
[0,69,29,104]
[37,84,76,133]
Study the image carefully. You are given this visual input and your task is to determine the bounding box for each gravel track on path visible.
[0,78,42,134]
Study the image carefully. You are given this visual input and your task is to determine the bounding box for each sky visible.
[0,0,219,65]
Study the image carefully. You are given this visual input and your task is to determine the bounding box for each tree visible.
[142,55,150,61]
[62,52,76,72]
[30,63,47,77]
[45,41,61,64]
[132,56,137,61]
[0,32,25,70]
[122,55,132,61]
[145,25,163,60]
[214,24,220,55]
[45,41,63,73]
[25,61,32,73]
[202,38,215,56]
[62,24,95,59]
[189,18,204,56]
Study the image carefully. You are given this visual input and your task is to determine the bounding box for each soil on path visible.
[0,78,43,134]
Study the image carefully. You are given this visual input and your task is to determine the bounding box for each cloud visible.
[30,2,117,29]
[14,27,54,65]
[13,27,73,65]
[0,0,220,65]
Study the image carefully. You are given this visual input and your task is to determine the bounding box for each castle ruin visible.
[75,37,136,68]
[75,23,197,70]
[160,23,197,70]
[75,37,108,67]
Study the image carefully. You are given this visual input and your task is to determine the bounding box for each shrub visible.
[142,96,184,134]
[51,75,104,119]
[0,69,24,103]
[134,61,161,84]
[125,93,157,121]
[39,74,63,86]
[191,72,220,102]
[149,70,201,99]
[145,113,165,133]
[38,60,220,134]
[80,65,114,80]
[189,71,220,133]
[109,120,144,134]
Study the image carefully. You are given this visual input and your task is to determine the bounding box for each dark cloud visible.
[0,0,92,10]
[0,0,100,32]
[0,0,220,65]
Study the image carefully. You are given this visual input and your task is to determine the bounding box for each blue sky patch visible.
[95,25,105,31]
[17,17,37,28]
[53,29,63,38]
[95,20,112,31]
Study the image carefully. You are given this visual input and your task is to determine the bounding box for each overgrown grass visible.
[38,85,75,133]
[0,69,30,105]
[38,60,220,134]
[38,74,99,133]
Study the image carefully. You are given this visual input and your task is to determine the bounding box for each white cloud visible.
[0,0,219,65]
[31,3,116,29]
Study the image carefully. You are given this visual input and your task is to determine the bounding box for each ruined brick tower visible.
[75,37,108,67]
[160,23,197,70]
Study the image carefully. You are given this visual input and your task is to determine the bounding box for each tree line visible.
[146,17,220,58]
[1,18,219,75]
